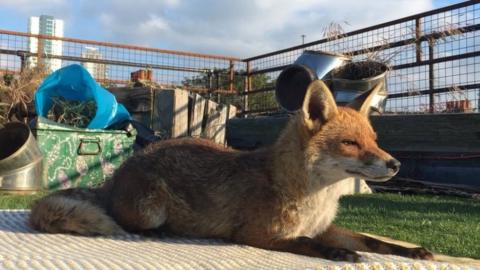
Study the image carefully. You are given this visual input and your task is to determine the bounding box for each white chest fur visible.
[281,178,351,238]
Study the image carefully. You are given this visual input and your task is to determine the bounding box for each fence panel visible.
[0,30,246,108]
[242,0,480,115]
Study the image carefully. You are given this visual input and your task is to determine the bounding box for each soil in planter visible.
[331,61,388,80]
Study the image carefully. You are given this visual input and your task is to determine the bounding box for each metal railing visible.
[242,0,480,115]
[0,29,246,106]
[1,1,479,115]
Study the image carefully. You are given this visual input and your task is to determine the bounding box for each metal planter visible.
[0,159,43,191]
[328,61,389,113]
[275,50,350,111]
[0,122,43,191]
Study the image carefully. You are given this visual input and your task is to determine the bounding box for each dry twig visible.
[48,96,96,128]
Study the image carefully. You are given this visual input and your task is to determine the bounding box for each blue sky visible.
[0,0,466,57]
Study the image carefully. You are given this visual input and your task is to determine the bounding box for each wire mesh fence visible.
[0,29,246,108]
[242,0,480,115]
[1,1,479,116]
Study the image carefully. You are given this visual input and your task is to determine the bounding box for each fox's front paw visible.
[324,247,361,262]
[407,247,434,260]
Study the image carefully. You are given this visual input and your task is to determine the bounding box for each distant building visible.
[28,15,64,71]
[81,47,107,81]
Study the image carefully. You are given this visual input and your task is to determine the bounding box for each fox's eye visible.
[341,140,358,147]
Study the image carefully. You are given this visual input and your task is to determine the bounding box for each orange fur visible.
[29,80,431,262]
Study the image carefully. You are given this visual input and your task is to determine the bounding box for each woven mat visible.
[0,210,477,270]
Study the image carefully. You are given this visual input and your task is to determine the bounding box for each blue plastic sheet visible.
[34,64,131,129]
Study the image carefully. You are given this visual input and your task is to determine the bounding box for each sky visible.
[0,0,467,58]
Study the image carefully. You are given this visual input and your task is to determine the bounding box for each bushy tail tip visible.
[29,193,125,236]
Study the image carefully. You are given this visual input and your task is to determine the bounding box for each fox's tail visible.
[29,187,125,236]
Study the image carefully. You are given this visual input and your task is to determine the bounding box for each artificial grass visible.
[0,192,45,209]
[336,193,480,259]
[0,192,478,259]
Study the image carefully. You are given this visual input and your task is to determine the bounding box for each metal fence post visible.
[16,51,28,71]
[229,60,234,92]
[428,38,435,113]
[244,61,251,112]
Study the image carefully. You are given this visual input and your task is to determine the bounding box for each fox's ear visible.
[347,81,384,116]
[302,80,338,131]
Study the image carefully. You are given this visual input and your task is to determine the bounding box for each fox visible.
[29,80,433,262]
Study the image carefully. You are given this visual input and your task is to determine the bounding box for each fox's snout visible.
[358,149,401,181]
[386,158,401,174]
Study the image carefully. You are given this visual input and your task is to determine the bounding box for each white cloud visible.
[2,0,69,17]
[140,15,170,32]
[4,0,437,57]
[2,0,65,5]
[80,0,435,57]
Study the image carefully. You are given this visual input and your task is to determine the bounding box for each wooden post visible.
[204,101,230,144]
[415,17,422,63]
[172,89,189,138]
[203,100,218,141]
[152,89,189,138]
[225,105,238,146]
[227,105,237,120]
[189,94,206,138]
[37,37,44,68]
[215,106,228,144]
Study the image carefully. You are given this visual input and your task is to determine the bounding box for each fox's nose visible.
[386,159,401,173]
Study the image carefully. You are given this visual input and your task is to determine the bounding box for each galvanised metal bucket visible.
[275,50,350,111]
[327,61,389,113]
[0,159,43,191]
[0,122,43,191]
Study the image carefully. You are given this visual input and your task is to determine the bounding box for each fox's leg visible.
[243,237,361,262]
[110,194,168,233]
[109,175,169,233]
[315,225,433,260]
